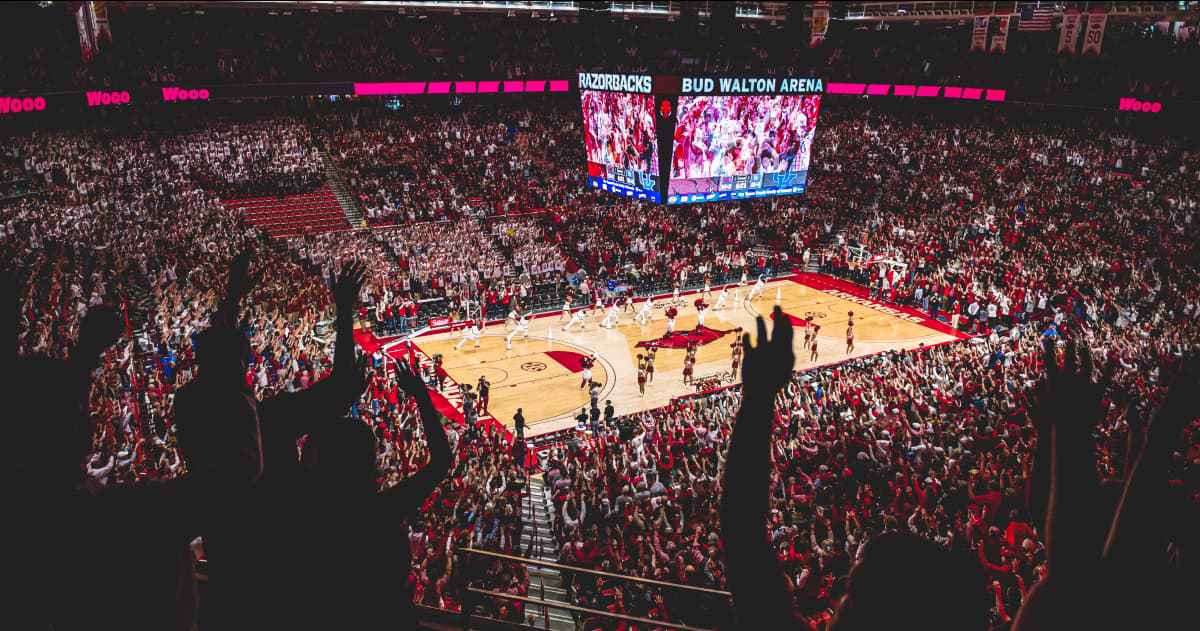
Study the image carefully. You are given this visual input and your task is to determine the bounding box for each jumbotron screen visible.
[667,94,822,204]
[580,90,661,203]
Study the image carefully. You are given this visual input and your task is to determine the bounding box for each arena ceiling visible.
[115,1,1200,23]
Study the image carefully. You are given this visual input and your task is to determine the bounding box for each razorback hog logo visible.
[161,87,210,102]
[0,96,47,115]
[86,91,131,107]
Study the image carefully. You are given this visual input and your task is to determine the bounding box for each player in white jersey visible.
[453,320,482,350]
[635,297,654,325]
[714,286,729,311]
[561,295,572,322]
[563,309,587,332]
[672,284,681,306]
[506,312,529,350]
[748,275,767,301]
[601,302,621,329]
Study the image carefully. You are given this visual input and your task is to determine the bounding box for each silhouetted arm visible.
[1027,394,1052,534]
[383,365,452,519]
[1013,342,1110,631]
[213,250,256,329]
[261,263,367,447]
[719,307,796,629]
[1040,342,1105,580]
[1103,356,1197,568]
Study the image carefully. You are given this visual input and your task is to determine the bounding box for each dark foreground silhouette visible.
[720,307,1196,630]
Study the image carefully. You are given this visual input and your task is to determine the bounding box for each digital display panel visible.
[666,94,821,204]
[580,89,661,203]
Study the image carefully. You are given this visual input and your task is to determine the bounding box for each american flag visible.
[1017,6,1054,32]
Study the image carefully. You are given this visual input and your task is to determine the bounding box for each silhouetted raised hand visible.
[1015,347,1196,631]
[332,260,367,312]
[741,305,796,398]
[720,306,796,629]
[721,308,990,630]
[1103,354,1198,567]
[214,248,259,327]
[1033,340,1109,580]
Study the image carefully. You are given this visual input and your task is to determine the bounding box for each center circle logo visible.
[521,362,547,372]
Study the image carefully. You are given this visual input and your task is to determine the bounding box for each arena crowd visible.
[1,50,1196,631]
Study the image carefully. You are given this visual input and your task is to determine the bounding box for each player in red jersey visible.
[665,305,679,334]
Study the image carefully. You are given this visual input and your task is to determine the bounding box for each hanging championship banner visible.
[990,16,1011,53]
[1058,9,1081,54]
[971,13,991,52]
[810,2,830,48]
[1082,9,1108,55]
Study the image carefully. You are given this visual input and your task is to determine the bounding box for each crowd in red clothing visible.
[322,103,585,226]
[2,86,1197,630]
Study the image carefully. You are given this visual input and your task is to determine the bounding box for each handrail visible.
[460,547,732,598]
[466,588,716,631]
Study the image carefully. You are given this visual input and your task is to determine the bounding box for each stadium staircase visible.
[520,475,575,631]
[318,148,367,229]
[224,185,351,239]
[309,127,366,229]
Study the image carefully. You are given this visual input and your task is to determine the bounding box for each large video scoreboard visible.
[578,73,824,205]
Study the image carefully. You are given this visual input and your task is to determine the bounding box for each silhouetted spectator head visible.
[194,325,250,381]
[304,416,378,493]
[6,305,123,493]
[831,532,989,631]
[174,324,263,487]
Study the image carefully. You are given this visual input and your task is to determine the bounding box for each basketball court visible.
[391,275,964,436]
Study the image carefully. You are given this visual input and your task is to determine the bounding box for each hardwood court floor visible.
[409,278,957,436]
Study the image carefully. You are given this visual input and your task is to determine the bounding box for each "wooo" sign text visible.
[161,87,211,102]
[86,90,131,107]
[1118,97,1162,113]
[0,96,47,115]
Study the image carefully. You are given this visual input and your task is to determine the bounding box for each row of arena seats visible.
[223,185,351,238]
